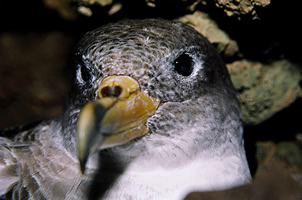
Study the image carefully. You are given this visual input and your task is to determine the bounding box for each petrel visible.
[0,19,251,200]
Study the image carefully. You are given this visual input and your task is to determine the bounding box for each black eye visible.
[76,57,93,83]
[80,64,91,83]
[174,54,193,76]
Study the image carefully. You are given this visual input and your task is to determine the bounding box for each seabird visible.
[0,19,251,200]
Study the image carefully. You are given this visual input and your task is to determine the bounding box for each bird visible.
[0,19,251,200]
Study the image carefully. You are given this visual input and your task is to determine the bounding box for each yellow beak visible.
[76,76,160,173]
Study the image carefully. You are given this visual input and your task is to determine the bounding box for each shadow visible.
[196,0,302,64]
[87,151,128,199]
[243,98,302,175]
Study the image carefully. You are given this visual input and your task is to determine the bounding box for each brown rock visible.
[227,59,302,125]
[178,11,239,57]
[215,0,271,19]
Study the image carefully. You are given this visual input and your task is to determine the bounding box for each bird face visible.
[70,19,240,173]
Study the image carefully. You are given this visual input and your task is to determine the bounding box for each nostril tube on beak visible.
[101,86,123,97]
[112,86,122,97]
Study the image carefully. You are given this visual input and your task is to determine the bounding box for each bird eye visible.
[174,54,193,76]
[80,64,91,83]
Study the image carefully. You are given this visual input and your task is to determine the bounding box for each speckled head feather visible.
[0,19,251,200]
[71,19,234,103]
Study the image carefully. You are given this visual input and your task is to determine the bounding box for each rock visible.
[256,141,302,183]
[70,0,123,17]
[227,59,302,125]
[215,0,271,19]
[42,0,272,20]
[44,0,122,18]
[178,11,239,57]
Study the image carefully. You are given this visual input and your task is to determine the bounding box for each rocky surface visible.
[227,59,302,125]
[47,0,271,20]
[256,141,302,178]
[215,0,271,19]
[178,11,239,57]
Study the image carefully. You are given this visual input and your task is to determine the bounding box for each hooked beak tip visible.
[79,159,87,174]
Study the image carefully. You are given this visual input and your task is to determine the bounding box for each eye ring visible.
[78,58,93,83]
[174,54,194,76]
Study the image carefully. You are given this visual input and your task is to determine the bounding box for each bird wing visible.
[0,122,91,199]
[0,123,42,197]
[0,134,19,197]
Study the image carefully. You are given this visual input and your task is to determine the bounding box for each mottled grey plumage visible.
[0,19,251,200]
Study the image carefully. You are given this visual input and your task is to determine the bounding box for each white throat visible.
[102,154,251,200]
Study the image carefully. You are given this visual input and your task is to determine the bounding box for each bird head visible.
[63,19,241,173]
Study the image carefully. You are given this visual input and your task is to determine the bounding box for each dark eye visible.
[174,54,193,76]
[80,64,91,83]
[76,57,93,83]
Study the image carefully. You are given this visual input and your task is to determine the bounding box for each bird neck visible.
[98,153,251,200]
[52,108,81,156]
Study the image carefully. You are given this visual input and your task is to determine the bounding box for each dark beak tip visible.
[79,159,87,174]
